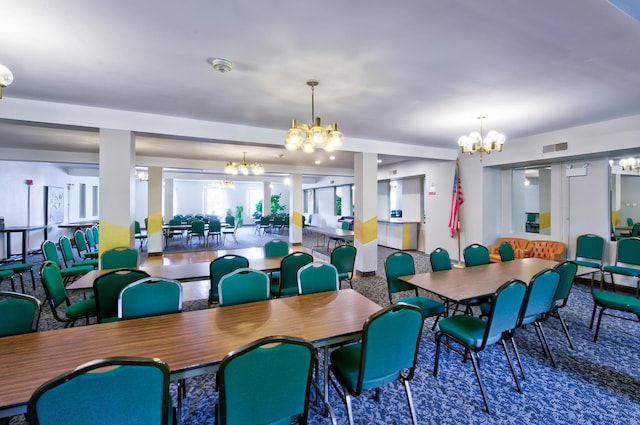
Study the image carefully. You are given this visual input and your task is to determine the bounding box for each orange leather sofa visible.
[526,240,566,261]
[489,237,531,262]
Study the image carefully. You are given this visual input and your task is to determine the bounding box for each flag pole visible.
[454,157,464,268]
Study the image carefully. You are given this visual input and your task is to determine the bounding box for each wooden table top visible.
[399,258,598,302]
[311,226,354,238]
[0,289,381,417]
[66,246,313,291]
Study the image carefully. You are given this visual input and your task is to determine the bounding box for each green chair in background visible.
[574,234,605,288]
[216,336,317,425]
[429,247,452,272]
[627,217,634,227]
[590,290,640,343]
[85,227,98,252]
[94,269,150,323]
[297,262,340,295]
[274,252,313,298]
[218,268,271,307]
[117,277,183,320]
[207,220,222,246]
[330,244,356,289]
[631,222,640,237]
[0,261,36,293]
[134,220,147,251]
[0,291,41,336]
[499,241,515,262]
[39,261,96,327]
[42,240,94,285]
[91,226,99,246]
[384,252,445,329]
[101,246,139,270]
[208,255,249,306]
[222,222,239,246]
[329,304,424,425]
[264,239,290,289]
[74,230,98,260]
[434,279,527,414]
[27,357,174,425]
[601,237,640,296]
[188,219,206,247]
[0,270,15,291]
[550,260,579,349]
[329,221,353,248]
[463,243,490,267]
[59,236,98,269]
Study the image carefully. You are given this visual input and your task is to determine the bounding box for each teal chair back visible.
[91,226,99,245]
[297,262,340,294]
[358,303,424,391]
[74,230,92,256]
[627,217,634,227]
[58,236,77,266]
[118,278,183,320]
[85,228,97,251]
[575,234,605,267]
[191,220,205,236]
[463,244,490,267]
[616,237,640,266]
[41,240,63,268]
[631,223,640,237]
[482,279,527,348]
[134,221,142,234]
[384,252,416,297]
[217,336,314,425]
[277,252,314,297]
[209,255,250,305]
[429,247,451,271]
[94,269,150,323]
[341,221,350,230]
[0,291,41,336]
[520,269,560,326]
[169,218,182,226]
[39,261,70,309]
[101,247,139,269]
[218,268,270,307]
[27,357,172,425]
[499,241,515,262]
[331,244,357,284]
[264,240,289,257]
[553,260,578,307]
[225,216,235,227]
[209,220,221,233]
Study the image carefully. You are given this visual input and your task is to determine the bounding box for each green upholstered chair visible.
[188,219,206,247]
[627,217,634,227]
[274,252,313,298]
[74,230,98,259]
[590,290,640,343]
[216,336,316,425]
[550,260,579,349]
[91,226,99,245]
[518,268,561,368]
[434,279,527,414]
[429,247,452,272]
[0,262,36,293]
[264,239,290,286]
[134,220,147,250]
[59,236,98,269]
[0,291,41,336]
[601,237,640,296]
[574,234,605,288]
[41,240,94,285]
[101,246,139,270]
[384,252,445,329]
[0,270,14,291]
[27,357,174,425]
[117,278,182,320]
[85,227,98,252]
[329,221,353,248]
[463,243,490,267]
[207,219,222,246]
[297,262,340,295]
[221,222,239,246]
[631,222,640,237]
[39,261,96,327]
[499,241,515,262]
[94,269,150,323]
[329,304,424,425]
[330,244,356,288]
[218,268,271,307]
[208,255,249,306]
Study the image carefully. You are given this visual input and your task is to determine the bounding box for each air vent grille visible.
[542,142,568,153]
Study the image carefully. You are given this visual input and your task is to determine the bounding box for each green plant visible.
[254,200,263,217]
[270,194,286,215]
[235,205,244,226]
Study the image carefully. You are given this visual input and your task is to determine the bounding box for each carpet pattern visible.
[3,229,639,424]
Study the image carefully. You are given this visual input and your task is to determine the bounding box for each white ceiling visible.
[1,0,640,176]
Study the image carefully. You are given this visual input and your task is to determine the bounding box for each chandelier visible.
[284,79,343,153]
[0,64,13,99]
[216,179,235,189]
[457,116,505,158]
[224,152,264,176]
[619,157,640,171]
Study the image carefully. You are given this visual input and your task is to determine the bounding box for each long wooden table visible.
[399,258,598,302]
[0,289,381,419]
[66,246,312,291]
[311,226,354,249]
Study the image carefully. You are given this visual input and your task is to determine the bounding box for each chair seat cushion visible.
[60,265,94,277]
[592,290,640,313]
[602,265,640,278]
[0,263,34,273]
[397,296,445,317]
[574,260,601,269]
[74,259,98,268]
[65,298,97,319]
[0,270,13,280]
[338,272,350,280]
[438,315,500,348]
[84,251,99,259]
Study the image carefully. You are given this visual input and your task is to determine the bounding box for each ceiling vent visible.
[542,142,568,153]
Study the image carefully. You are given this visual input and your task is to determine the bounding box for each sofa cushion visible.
[526,240,566,261]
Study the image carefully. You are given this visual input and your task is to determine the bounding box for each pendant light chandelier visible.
[216,178,236,189]
[284,79,343,154]
[457,116,505,158]
[224,152,264,176]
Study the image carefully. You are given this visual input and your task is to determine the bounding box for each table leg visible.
[21,230,27,263]
[5,232,11,259]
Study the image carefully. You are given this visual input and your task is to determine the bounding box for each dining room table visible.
[0,289,381,423]
[310,226,355,250]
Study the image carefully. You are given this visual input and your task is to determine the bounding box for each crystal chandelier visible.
[619,157,640,171]
[216,179,236,189]
[457,116,505,158]
[284,79,343,153]
[224,152,264,176]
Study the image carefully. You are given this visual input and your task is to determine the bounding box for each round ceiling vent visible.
[210,58,232,73]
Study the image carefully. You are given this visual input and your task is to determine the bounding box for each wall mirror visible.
[610,159,640,238]
[511,165,551,235]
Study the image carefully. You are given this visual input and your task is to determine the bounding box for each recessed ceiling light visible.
[377,159,382,164]
[209,58,232,73]
[315,160,321,165]
[329,156,335,160]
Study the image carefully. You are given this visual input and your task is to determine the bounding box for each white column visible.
[289,174,303,245]
[164,178,174,219]
[98,129,135,254]
[263,182,271,216]
[147,166,163,254]
[354,152,378,274]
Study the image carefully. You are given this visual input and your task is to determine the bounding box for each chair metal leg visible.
[500,339,522,394]
[469,347,492,414]
[593,307,607,343]
[345,392,355,425]
[433,332,443,377]
[509,337,526,380]
[535,322,556,368]
[590,303,598,329]
[402,378,418,425]
[555,309,575,349]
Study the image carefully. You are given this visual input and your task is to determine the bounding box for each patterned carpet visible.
[4,229,640,425]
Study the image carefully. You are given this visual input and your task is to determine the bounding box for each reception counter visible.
[378,220,419,250]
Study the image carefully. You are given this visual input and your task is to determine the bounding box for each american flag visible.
[448,162,464,238]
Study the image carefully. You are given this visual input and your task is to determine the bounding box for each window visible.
[511,166,550,234]
[79,183,86,218]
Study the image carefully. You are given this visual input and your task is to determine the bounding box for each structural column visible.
[147,167,163,254]
[354,152,378,274]
[98,129,135,254]
[164,178,174,219]
[289,174,303,245]
[262,182,271,216]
